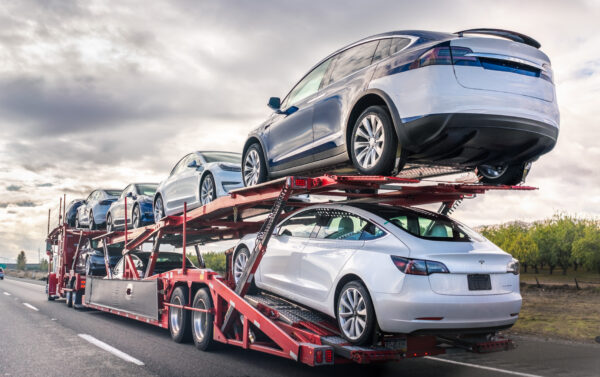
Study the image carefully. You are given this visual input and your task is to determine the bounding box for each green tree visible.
[39,258,49,272]
[17,250,27,270]
[572,222,600,273]
[508,232,539,273]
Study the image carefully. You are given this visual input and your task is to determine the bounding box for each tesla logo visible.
[479,260,485,265]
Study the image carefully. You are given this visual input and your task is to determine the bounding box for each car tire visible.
[350,106,399,176]
[106,214,114,233]
[46,283,55,301]
[200,173,217,206]
[191,288,215,351]
[477,162,528,186]
[232,246,257,292]
[243,143,268,187]
[154,196,165,224]
[73,289,82,308]
[336,280,376,346]
[75,218,80,229]
[169,286,191,343]
[132,205,141,228]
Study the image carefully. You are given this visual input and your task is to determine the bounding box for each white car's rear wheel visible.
[233,247,250,286]
[337,281,376,345]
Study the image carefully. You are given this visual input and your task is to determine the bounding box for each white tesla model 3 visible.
[232,203,521,345]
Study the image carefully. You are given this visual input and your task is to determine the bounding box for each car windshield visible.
[363,205,481,242]
[200,152,241,164]
[135,184,158,196]
[104,190,122,197]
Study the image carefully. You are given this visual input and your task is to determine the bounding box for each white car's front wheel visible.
[337,281,376,345]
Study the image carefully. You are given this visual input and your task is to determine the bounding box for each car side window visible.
[282,57,333,108]
[389,37,411,55]
[120,185,131,199]
[87,191,95,202]
[373,38,392,62]
[315,210,385,241]
[327,40,379,84]
[277,210,318,238]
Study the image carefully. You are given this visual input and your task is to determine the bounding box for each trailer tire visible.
[66,289,73,308]
[73,289,82,309]
[191,288,215,351]
[169,286,191,343]
[46,284,55,301]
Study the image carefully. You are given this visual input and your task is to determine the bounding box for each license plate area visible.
[468,274,491,291]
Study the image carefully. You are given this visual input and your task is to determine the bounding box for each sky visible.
[0,0,599,263]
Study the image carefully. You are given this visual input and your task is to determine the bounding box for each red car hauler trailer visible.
[46,175,532,366]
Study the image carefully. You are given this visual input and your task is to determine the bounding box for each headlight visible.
[507,259,520,275]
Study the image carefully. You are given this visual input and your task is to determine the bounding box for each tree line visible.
[480,214,600,274]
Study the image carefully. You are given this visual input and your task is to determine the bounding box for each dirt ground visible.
[507,284,600,343]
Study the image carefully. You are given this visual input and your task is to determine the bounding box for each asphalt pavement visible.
[1,276,598,377]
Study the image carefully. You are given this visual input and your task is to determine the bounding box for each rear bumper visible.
[372,290,522,335]
[401,113,558,166]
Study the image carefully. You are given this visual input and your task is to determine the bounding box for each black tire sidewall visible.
[133,206,140,228]
[337,280,376,346]
[478,163,526,185]
[243,143,268,186]
[169,286,191,343]
[192,288,215,351]
[201,173,217,203]
[350,106,398,176]
[89,213,95,230]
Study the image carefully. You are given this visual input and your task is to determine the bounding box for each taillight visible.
[391,256,449,275]
[315,350,323,364]
[409,46,452,69]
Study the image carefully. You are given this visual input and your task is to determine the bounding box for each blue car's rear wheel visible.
[351,106,398,176]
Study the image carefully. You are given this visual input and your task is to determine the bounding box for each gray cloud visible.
[6,184,21,191]
[36,183,53,187]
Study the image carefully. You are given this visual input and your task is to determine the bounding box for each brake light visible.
[409,46,452,69]
[391,256,449,275]
[325,349,333,363]
[315,350,323,364]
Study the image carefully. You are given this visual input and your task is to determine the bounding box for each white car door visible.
[298,211,367,304]
[178,154,202,210]
[258,210,318,297]
[163,155,189,214]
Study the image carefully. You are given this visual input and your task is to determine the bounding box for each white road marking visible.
[425,356,544,377]
[23,303,39,311]
[3,292,10,296]
[78,334,145,366]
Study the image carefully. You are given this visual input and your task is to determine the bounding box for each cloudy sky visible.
[0,0,599,263]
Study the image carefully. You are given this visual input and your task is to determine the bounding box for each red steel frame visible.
[46,175,528,365]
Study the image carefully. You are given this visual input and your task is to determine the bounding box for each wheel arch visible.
[344,90,404,158]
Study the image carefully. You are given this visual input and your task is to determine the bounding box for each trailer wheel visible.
[169,286,191,343]
[191,288,215,351]
[73,289,82,309]
[46,284,55,301]
[66,289,73,308]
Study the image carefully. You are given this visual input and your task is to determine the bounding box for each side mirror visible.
[267,97,281,110]
[187,160,198,168]
[126,192,133,198]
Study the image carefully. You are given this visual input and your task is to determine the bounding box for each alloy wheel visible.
[154,197,164,223]
[233,249,249,285]
[353,114,385,170]
[338,287,368,340]
[243,149,261,186]
[106,215,113,232]
[132,207,140,228]
[200,175,216,205]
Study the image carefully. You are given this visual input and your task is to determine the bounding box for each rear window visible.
[368,206,480,242]
[135,184,158,196]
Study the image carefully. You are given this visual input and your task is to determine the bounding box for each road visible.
[1,276,598,377]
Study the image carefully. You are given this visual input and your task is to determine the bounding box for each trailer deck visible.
[45,174,532,366]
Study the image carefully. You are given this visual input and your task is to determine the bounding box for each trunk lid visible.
[450,37,554,101]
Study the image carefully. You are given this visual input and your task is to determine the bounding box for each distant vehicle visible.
[65,199,85,227]
[0,267,4,280]
[232,203,521,345]
[106,183,158,232]
[153,151,243,222]
[75,189,122,230]
[73,239,121,276]
[111,251,196,279]
[242,29,558,187]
